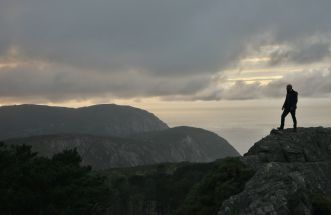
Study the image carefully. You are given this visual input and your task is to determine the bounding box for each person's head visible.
[286,84,293,92]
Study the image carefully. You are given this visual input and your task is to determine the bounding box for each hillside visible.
[3,127,331,214]
[5,126,240,169]
[97,127,331,215]
[0,104,168,139]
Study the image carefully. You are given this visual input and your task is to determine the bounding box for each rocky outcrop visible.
[0,104,168,139]
[218,127,331,215]
[5,126,240,169]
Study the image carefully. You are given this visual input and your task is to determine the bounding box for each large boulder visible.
[218,127,331,215]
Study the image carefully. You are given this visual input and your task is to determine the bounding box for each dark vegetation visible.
[0,142,255,215]
[176,157,255,215]
[101,157,255,215]
[1,126,330,215]
[102,161,217,215]
[0,142,111,215]
[310,193,331,215]
[3,140,328,215]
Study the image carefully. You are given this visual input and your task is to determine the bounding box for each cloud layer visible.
[0,0,331,102]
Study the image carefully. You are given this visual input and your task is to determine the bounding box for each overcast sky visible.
[0,0,331,105]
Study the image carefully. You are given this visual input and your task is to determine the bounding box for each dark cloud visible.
[160,67,331,101]
[0,62,209,102]
[0,0,331,102]
[267,68,331,97]
[269,42,331,65]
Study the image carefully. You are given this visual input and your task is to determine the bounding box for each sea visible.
[147,98,331,155]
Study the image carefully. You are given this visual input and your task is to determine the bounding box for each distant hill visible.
[131,126,239,161]
[0,104,168,139]
[4,126,240,169]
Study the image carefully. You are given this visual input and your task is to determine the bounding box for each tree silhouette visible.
[0,142,111,215]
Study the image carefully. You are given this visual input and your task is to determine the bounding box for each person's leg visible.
[290,109,297,130]
[279,109,290,129]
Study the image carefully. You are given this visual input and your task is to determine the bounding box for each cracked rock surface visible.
[218,127,331,215]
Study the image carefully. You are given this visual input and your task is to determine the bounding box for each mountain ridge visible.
[0,104,169,140]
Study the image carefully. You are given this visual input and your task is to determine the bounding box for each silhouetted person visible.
[278,84,298,131]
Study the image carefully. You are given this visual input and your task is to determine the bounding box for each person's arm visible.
[282,95,287,110]
[290,92,298,110]
[294,92,298,107]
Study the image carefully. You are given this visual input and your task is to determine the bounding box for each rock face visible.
[5,126,240,169]
[218,127,331,215]
[0,104,168,139]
